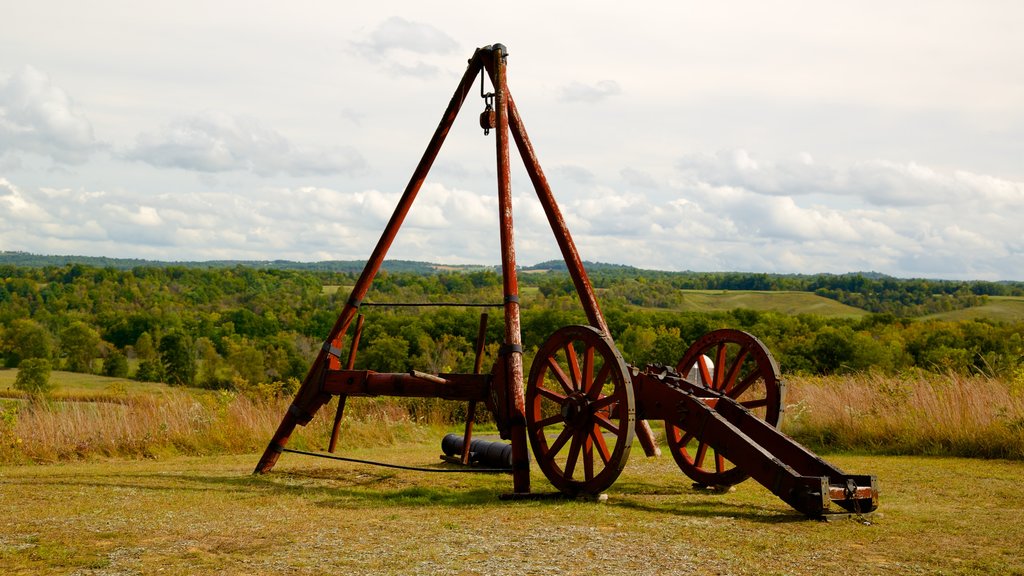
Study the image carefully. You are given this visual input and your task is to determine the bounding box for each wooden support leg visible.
[327,396,348,453]
[254,47,487,475]
[636,419,662,457]
[460,400,477,465]
[328,314,364,453]
[460,312,489,464]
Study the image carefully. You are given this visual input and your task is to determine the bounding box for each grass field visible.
[2,443,1022,575]
[671,290,867,318]
[319,285,1024,322]
[0,369,170,397]
[2,368,1022,573]
[320,286,866,318]
[925,295,1024,323]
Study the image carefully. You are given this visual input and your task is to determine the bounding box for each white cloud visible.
[501,154,1024,279]
[124,112,365,177]
[356,16,459,56]
[559,80,622,103]
[3,154,1023,279]
[352,17,460,78]
[0,66,101,164]
[3,3,1024,281]
[674,149,1024,208]
[620,168,658,189]
[0,178,49,221]
[0,178,504,263]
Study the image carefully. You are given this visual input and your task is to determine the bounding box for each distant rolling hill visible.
[923,296,1024,323]
[661,290,868,318]
[5,251,1022,322]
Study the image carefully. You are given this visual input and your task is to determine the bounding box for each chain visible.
[845,478,872,525]
[480,72,495,135]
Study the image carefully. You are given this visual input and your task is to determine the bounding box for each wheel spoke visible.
[714,450,726,474]
[546,356,575,395]
[536,385,567,404]
[564,343,581,391]
[582,344,594,395]
[714,343,728,390]
[728,370,761,399]
[591,425,611,465]
[563,432,583,479]
[721,344,750,394]
[594,412,620,435]
[547,426,573,460]
[583,433,595,481]
[586,361,611,400]
[694,440,709,468]
[740,398,769,409]
[591,394,619,411]
[697,356,713,387]
[535,413,565,429]
[679,430,695,450]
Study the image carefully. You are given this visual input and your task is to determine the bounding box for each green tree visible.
[617,324,658,366]
[810,326,859,374]
[158,331,195,386]
[102,350,130,378]
[1,319,53,368]
[226,338,266,387]
[359,333,410,372]
[14,358,54,396]
[133,331,164,381]
[196,337,232,389]
[134,332,157,361]
[135,358,164,382]
[650,327,687,366]
[61,321,101,373]
[412,334,470,374]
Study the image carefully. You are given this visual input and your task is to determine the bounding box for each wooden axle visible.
[322,370,492,402]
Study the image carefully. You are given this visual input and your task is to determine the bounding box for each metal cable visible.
[361,302,503,308]
[280,448,511,474]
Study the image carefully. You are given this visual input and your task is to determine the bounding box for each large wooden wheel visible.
[665,329,784,487]
[526,325,635,495]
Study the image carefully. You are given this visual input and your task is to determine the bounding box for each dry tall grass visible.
[3,372,1023,464]
[0,391,432,464]
[782,371,1024,459]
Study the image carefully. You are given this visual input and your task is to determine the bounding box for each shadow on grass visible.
[610,493,808,523]
[1,459,810,521]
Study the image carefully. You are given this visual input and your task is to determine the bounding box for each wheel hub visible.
[560,393,591,429]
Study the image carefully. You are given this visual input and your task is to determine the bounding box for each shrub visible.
[14,358,54,396]
[103,350,130,378]
[135,358,164,382]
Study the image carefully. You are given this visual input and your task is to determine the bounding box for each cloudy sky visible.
[2,2,1023,280]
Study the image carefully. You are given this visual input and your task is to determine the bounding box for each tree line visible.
[2,263,1023,394]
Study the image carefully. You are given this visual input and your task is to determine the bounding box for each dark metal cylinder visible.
[441,433,513,468]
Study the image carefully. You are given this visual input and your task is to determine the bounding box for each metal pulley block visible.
[480,109,496,132]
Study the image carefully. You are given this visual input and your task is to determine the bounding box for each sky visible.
[2,2,1023,280]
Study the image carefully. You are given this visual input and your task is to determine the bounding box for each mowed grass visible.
[321,284,1024,322]
[320,284,352,296]
[1,444,1022,575]
[669,290,866,318]
[321,285,865,317]
[2,369,1022,573]
[0,369,169,398]
[925,295,1024,322]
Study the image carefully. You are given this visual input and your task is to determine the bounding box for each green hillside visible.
[669,290,868,318]
[924,296,1024,322]
[0,369,170,397]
